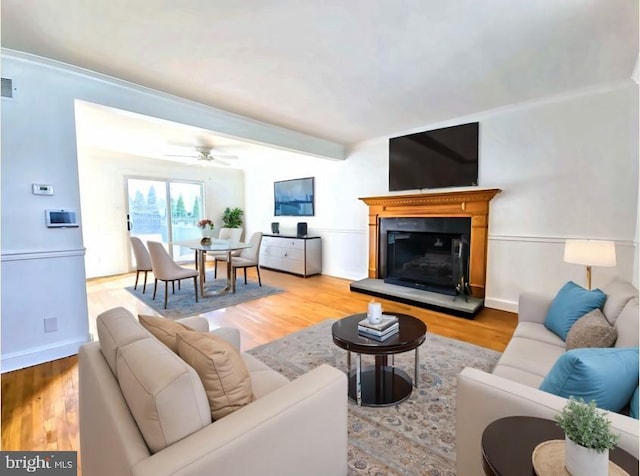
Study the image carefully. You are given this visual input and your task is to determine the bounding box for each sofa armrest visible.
[132,364,348,476]
[175,316,209,332]
[456,367,639,476]
[518,292,553,324]
[174,317,241,350]
[209,326,240,350]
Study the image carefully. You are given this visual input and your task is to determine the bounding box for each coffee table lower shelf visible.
[348,366,413,407]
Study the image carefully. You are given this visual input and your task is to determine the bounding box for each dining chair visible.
[230,231,263,289]
[212,227,243,279]
[129,236,153,293]
[147,241,199,309]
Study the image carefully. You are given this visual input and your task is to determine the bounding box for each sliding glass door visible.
[168,181,205,260]
[126,177,205,263]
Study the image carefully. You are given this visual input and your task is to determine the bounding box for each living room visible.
[1,1,639,475]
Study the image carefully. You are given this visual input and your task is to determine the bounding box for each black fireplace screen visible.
[384,230,469,295]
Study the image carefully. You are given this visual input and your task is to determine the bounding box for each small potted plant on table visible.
[555,397,620,476]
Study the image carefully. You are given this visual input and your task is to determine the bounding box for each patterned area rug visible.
[124,271,283,319]
[248,319,501,476]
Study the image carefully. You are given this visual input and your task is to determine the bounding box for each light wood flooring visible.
[1,265,517,470]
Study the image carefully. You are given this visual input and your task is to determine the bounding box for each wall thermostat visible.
[32,184,54,195]
[45,209,79,228]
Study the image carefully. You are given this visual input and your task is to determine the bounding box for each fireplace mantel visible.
[359,188,501,298]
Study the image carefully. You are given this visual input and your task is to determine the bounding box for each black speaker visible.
[297,222,308,237]
[271,222,280,234]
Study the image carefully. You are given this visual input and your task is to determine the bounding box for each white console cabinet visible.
[260,234,322,277]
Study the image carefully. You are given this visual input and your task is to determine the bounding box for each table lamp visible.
[563,239,616,289]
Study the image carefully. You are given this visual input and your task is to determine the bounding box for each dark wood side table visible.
[481,416,639,476]
[331,313,426,407]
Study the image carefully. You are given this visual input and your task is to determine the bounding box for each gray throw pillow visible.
[565,308,617,350]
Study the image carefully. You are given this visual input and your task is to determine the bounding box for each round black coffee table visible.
[331,313,426,407]
[482,416,639,476]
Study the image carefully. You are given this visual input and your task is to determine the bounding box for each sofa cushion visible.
[602,278,639,325]
[176,331,255,420]
[97,307,150,376]
[614,297,640,348]
[492,365,547,388]
[116,338,211,453]
[139,314,192,352]
[565,309,617,350]
[493,335,566,386]
[512,322,566,347]
[242,352,290,398]
[544,281,606,341]
[539,347,639,412]
[630,386,639,420]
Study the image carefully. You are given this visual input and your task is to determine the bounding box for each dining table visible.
[179,239,252,297]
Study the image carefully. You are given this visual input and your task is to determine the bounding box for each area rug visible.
[248,319,501,476]
[124,271,284,318]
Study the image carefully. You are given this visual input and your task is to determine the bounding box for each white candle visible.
[367,301,382,324]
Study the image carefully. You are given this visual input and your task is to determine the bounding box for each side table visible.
[481,416,638,476]
[331,313,426,407]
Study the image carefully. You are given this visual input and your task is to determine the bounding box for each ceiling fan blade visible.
[196,156,231,166]
[211,154,238,160]
[164,153,198,158]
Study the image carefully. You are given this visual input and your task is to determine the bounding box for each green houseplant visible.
[555,397,619,476]
[222,207,243,228]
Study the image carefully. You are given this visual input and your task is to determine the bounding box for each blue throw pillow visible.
[544,281,606,340]
[539,347,639,412]
[630,386,639,419]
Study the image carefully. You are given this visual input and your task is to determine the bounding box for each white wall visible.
[245,82,639,311]
[0,50,343,372]
[2,49,637,372]
[78,149,244,278]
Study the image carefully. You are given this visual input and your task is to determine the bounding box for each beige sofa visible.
[79,307,348,476]
[456,278,639,475]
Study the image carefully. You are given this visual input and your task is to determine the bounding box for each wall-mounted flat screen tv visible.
[274,177,315,216]
[388,122,479,192]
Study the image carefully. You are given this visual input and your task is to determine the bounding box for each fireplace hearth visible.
[351,189,500,317]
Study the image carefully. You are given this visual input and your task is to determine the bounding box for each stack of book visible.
[358,315,399,341]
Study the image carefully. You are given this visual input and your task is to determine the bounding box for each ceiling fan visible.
[164,145,239,166]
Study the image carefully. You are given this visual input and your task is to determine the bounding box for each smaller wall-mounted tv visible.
[389,122,479,192]
[274,177,315,217]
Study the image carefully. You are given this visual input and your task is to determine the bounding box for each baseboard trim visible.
[1,336,91,373]
[484,297,518,313]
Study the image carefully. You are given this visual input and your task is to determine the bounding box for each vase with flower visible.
[198,219,215,242]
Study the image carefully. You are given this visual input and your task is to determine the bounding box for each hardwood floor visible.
[1,265,517,470]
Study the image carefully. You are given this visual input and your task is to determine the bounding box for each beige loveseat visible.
[456,278,639,475]
[79,307,348,476]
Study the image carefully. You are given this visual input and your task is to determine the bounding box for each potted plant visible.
[555,397,619,476]
[222,207,243,228]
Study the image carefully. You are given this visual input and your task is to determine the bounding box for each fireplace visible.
[357,189,500,300]
[380,217,471,296]
[386,229,470,295]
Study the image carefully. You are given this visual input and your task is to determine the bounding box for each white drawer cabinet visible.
[260,235,322,277]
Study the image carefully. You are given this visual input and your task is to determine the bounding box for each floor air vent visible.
[2,78,14,99]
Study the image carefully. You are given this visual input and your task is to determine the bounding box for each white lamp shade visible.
[563,240,616,267]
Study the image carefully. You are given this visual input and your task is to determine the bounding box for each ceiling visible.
[2,0,638,150]
[73,100,305,168]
